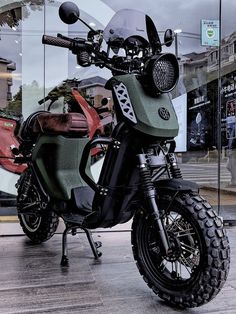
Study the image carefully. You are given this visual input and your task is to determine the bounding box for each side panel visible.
[92,123,141,227]
[32,135,91,200]
[114,74,179,139]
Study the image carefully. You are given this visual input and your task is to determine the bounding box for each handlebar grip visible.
[42,35,72,49]
[38,95,50,105]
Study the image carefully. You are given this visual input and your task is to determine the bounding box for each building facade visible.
[0,57,15,108]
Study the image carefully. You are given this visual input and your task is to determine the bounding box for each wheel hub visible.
[165,233,182,262]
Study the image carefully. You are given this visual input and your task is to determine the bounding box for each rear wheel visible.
[17,170,59,243]
[131,192,230,308]
[18,211,59,244]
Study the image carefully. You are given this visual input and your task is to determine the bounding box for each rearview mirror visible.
[59,1,80,25]
[164,29,174,47]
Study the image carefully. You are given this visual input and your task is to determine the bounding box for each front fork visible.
[165,152,182,179]
[138,154,170,254]
[138,149,183,255]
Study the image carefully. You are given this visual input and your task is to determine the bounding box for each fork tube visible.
[138,154,170,254]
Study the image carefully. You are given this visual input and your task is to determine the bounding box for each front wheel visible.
[131,192,230,308]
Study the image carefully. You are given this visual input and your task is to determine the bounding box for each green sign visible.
[201,19,220,47]
[4,122,14,127]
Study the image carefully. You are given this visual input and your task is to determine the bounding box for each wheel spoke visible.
[169,213,181,223]
[175,261,180,278]
[159,260,168,272]
[176,232,195,237]
[180,242,199,255]
[179,256,192,275]
[179,261,182,278]
[165,213,182,231]
[176,227,193,233]
[165,215,192,236]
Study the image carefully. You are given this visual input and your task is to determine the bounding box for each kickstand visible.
[60,223,102,267]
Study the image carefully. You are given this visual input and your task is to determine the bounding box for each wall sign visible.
[201,19,220,47]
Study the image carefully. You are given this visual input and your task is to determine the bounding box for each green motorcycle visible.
[15,2,230,308]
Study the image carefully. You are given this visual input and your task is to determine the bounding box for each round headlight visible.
[143,53,179,94]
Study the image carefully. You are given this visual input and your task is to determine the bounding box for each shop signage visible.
[201,19,219,47]
[187,84,214,152]
[221,71,236,146]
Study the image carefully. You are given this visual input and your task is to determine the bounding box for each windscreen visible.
[103,9,160,50]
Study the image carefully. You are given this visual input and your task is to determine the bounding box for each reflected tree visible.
[0,0,54,28]
[7,85,22,112]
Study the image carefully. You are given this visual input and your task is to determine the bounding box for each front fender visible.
[154,178,199,193]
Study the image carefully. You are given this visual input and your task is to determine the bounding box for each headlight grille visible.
[143,53,179,94]
[153,58,176,92]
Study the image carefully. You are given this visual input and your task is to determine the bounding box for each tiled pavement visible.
[0,224,235,314]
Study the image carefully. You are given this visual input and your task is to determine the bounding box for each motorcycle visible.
[14,2,230,308]
[0,110,26,174]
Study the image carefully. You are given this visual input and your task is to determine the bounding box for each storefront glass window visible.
[0,0,236,226]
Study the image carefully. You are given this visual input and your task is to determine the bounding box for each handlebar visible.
[42,34,130,74]
[38,95,50,105]
[42,35,72,49]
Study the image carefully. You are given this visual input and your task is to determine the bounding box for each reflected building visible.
[0,57,16,108]
[77,76,113,109]
[179,52,208,94]
[207,31,236,74]
[179,31,236,95]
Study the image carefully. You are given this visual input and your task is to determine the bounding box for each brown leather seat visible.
[32,112,88,137]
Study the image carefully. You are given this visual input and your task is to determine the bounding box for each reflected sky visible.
[0,0,236,96]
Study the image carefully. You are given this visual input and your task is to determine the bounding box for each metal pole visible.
[217,0,222,215]
[175,33,178,58]
[43,2,46,111]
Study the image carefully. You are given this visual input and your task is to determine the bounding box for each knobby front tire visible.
[131,192,230,308]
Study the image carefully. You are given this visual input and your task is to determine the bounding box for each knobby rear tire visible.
[18,211,59,244]
[17,169,59,244]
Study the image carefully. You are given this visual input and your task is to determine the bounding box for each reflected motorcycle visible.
[14,2,230,308]
[37,78,112,160]
[0,110,26,174]
[37,78,112,138]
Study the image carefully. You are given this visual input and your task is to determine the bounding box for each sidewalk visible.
[200,186,236,223]
[202,182,236,195]
[0,225,235,313]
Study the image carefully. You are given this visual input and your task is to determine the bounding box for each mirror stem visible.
[73,13,98,34]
